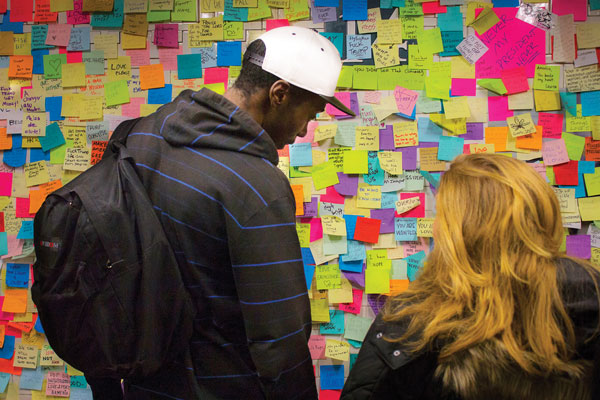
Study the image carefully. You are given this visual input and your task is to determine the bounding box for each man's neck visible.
[223,87,267,125]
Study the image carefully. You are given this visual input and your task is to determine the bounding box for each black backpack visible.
[31,118,195,379]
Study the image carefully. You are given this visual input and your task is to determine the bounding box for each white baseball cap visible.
[246,26,355,116]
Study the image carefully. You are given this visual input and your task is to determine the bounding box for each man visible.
[121,26,354,399]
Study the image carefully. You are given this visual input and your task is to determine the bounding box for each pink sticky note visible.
[530,162,548,181]
[396,193,425,218]
[538,113,564,139]
[310,218,323,242]
[204,68,229,88]
[15,198,35,219]
[363,91,381,104]
[451,78,476,96]
[66,0,90,25]
[127,44,151,66]
[326,92,351,116]
[393,86,419,116]
[0,172,12,197]
[308,335,326,359]
[320,186,345,204]
[553,0,587,21]
[2,236,24,260]
[266,19,290,31]
[488,96,513,121]
[121,98,146,118]
[295,120,317,144]
[154,24,179,48]
[422,1,446,14]
[501,66,529,94]
[475,8,546,78]
[158,47,183,71]
[402,238,429,257]
[46,24,72,47]
[339,288,363,314]
[542,139,569,166]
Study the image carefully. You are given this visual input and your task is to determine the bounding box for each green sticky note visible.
[378,66,402,90]
[316,264,342,290]
[82,50,105,75]
[365,268,390,294]
[397,66,426,91]
[416,27,444,54]
[148,9,171,22]
[337,65,353,89]
[404,170,424,191]
[344,314,372,342]
[43,54,67,80]
[562,132,586,161]
[477,79,507,95]
[353,66,378,90]
[533,65,560,91]
[343,150,369,174]
[425,76,450,100]
[312,161,339,191]
[247,0,271,21]
[584,169,600,196]
[104,80,130,107]
[50,140,73,165]
[546,166,556,185]
[171,0,197,21]
[289,166,311,178]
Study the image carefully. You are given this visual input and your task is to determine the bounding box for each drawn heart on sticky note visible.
[49,59,61,71]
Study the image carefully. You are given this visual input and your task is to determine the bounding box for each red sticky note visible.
[396,193,425,218]
[59,47,83,64]
[501,66,529,94]
[0,0,6,13]
[0,353,21,375]
[553,161,579,186]
[10,0,33,22]
[34,0,58,23]
[353,217,381,243]
[0,213,5,232]
[204,67,229,89]
[488,96,513,121]
[451,78,476,96]
[320,390,342,400]
[422,1,446,14]
[320,186,345,204]
[538,113,564,139]
[154,24,179,48]
[266,19,290,31]
[553,0,587,21]
[0,172,12,197]
[15,198,35,219]
[310,218,323,242]
[585,137,600,162]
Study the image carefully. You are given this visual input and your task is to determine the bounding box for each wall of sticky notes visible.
[0,0,597,396]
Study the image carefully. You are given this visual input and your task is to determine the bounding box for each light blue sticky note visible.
[418,117,442,142]
[224,0,248,21]
[581,91,600,117]
[217,41,242,67]
[70,388,94,400]
[346,35,372,59]
[304,264,315,290]
[17,221,34,240]
[343,0,367,20]
[438,135,464,161]
[335,122,358,147]
[289,143,313,167]
[560,92,577,116]
[320,310,345,334]
[579,160,595,174]
[364,151,384,186]
[381,192,397,209]
[344,215,358,238]
[91,0,124,28]
[323,234,348,255]
[40,122,66,152]
[320,365,345,390]
[0,57,8,69]
[406,250,426,281]
[31,25,52,50]
[83,50,105,76]
[0,373,9,393]
[190,45,217,68]
[6,263,29,288]
[391,259,408,279]
[320,32,344,58]
[0,336,15,359]
[67,26,91,52]
[339,258,363,273]
[342,240,366,262]
[19,366,44,390]
[395,217,417,241]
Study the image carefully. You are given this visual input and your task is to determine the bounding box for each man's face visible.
[269,94,326,149]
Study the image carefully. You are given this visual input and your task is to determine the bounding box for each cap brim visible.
[320,95,356,117]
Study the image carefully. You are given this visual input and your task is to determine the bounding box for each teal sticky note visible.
[437,7,463,31]
[224,0,248,21]
[364,151,384,186]
[406,250,426,281]
[320,310,345,334]
[67,26,91,52]
[591,0,600,10]
[342,239,366,262]
[31,25,52,50]
[320,32,344,58]
[39,122,66,152]
[0,232,7,256]
[437,135,464,161]
[91,0,124,28]
[177,53,203,79]
[17,221,34,240]
[83,50,104,75]
[560,91,577,116]
[289,143,313,167]
[43,53,67,79]
[418,117,442,142]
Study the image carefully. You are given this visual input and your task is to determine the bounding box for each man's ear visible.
[269,80,292,107]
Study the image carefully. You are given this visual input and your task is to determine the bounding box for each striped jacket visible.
[123,89,317,399]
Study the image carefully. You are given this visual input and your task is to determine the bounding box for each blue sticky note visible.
[320,365,345,390]
[67,26,91,52]
[3,145,27,168]
[493,0,518,6]
[581,91,600,117]
[0,57,8,69]
[438,136,464,161]
[320,32,344,59]
[6,263,30,288]
[346,35,372,59]
[439,31,462,57]
[406,251,426,281]
[190,45,217,69]
[46,97,64,122]
[217,41,242,67]
[342,239,366,262]
[301,247,315,265]
[177,53,203,79]
[320,310,345,334]
[224,0,248,22]
[560,92,577,116]
[30,148,51,163]
[0,336,15,359]
[91,0,124,28]
[304,264,315,290]
[148,84,172,105]
[395,217,417,241]
[34,316,45,334]
[315,0,338,6]
[0,12,24,33]
[364,151,385,186]
[31,49,49,75]
[0,373,8,393]
[339,258,363,273]
[40,123,66,152]
[31,25,52,50]
[17,221,34,240]
[343,0,368,20]
[19,366,44,390]
[343,215,358,239]
[289,143,312,167]
[381,192,397,209]
[418,117,442,142]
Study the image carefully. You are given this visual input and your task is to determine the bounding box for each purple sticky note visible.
[461,123,484,140]
[154,24,179,48]
[367,294,387,315]
[418,142,439,148]
[334,172,358,196]
[312,6,337,23]
[370,209,396,234]
[566,235,591,259]
[379,125,395,150]
[350,92,360,116]
[396,147,417,170]
[343,268,365,288]
[301,197,318,218]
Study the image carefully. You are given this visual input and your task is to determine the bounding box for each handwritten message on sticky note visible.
[507,113,536,137]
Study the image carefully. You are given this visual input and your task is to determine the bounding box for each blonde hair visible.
[383,153,599,376]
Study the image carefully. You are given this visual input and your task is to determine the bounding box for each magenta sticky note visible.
[396,193,425,218]
[475,8,546,78]
[204,67,229,87]
[310,218,323,242]
[552,0,587,21]
[320,186,345,204]
[488,96,513,121]
[294,121,316,144]
[154,24,179,48]
[501,66,529,94]
[67,0,90,25]
[0,172,12,197]
[46,24,72,47]
[451,78,476,96]
[566,235,591,259]
[538,113,564,139]
[326,92,351,116]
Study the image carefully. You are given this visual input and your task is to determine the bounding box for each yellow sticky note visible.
[13,344,39,368]
[507,113,537,137]
[296,223,310,247]
[80,96,104,120]
[343,150,369,174]
[416,28,443,54]
[451,56,475,79]
[430,114,467,135]
[316,264,342,290]
[372,43,400,69]
[355,126,379,150]
[312,161,339,191]
[533,65,560,91]
[64,148,91,172]
[466,1,493,25]
[366,249,390,268]
[408,44,432,70]
[24,161,50,187]
[534,90,561,111]
[579,197,600,221]
[471,8,500,35]
[378,151,403,175]
[377,19,402,44]
[108,57,132,81]
[328,278,353,303]
[61,94,82,117]
[357,184,381,209]
[591,116,600,141]
[357,8,380,34]
[310,298,330,322]
[325,339,350,361]
[365,268,390,294]
[122,32,147,50]
[22,112,46,137]
[443,97,471,120]
[314,124,337,142]
[189,16,224,44]
[425,76,451,100]
[417,218,434,237]
[61,63,86,88]
[470,143,495,154]
[393,122,419,147]
[321,216,347,236]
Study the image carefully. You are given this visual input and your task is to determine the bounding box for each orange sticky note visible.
[0,128,12,150]
[485,126,508,152]
[387,279,410,296]
[139,64,165,90]
[515,125,543,150]
[8,55,33,79]
[0,325,5,348]
[29,179,62,214]
[290,184,304,215]
[3,289,28,313]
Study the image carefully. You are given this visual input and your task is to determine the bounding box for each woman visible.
[342,154,600,400]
